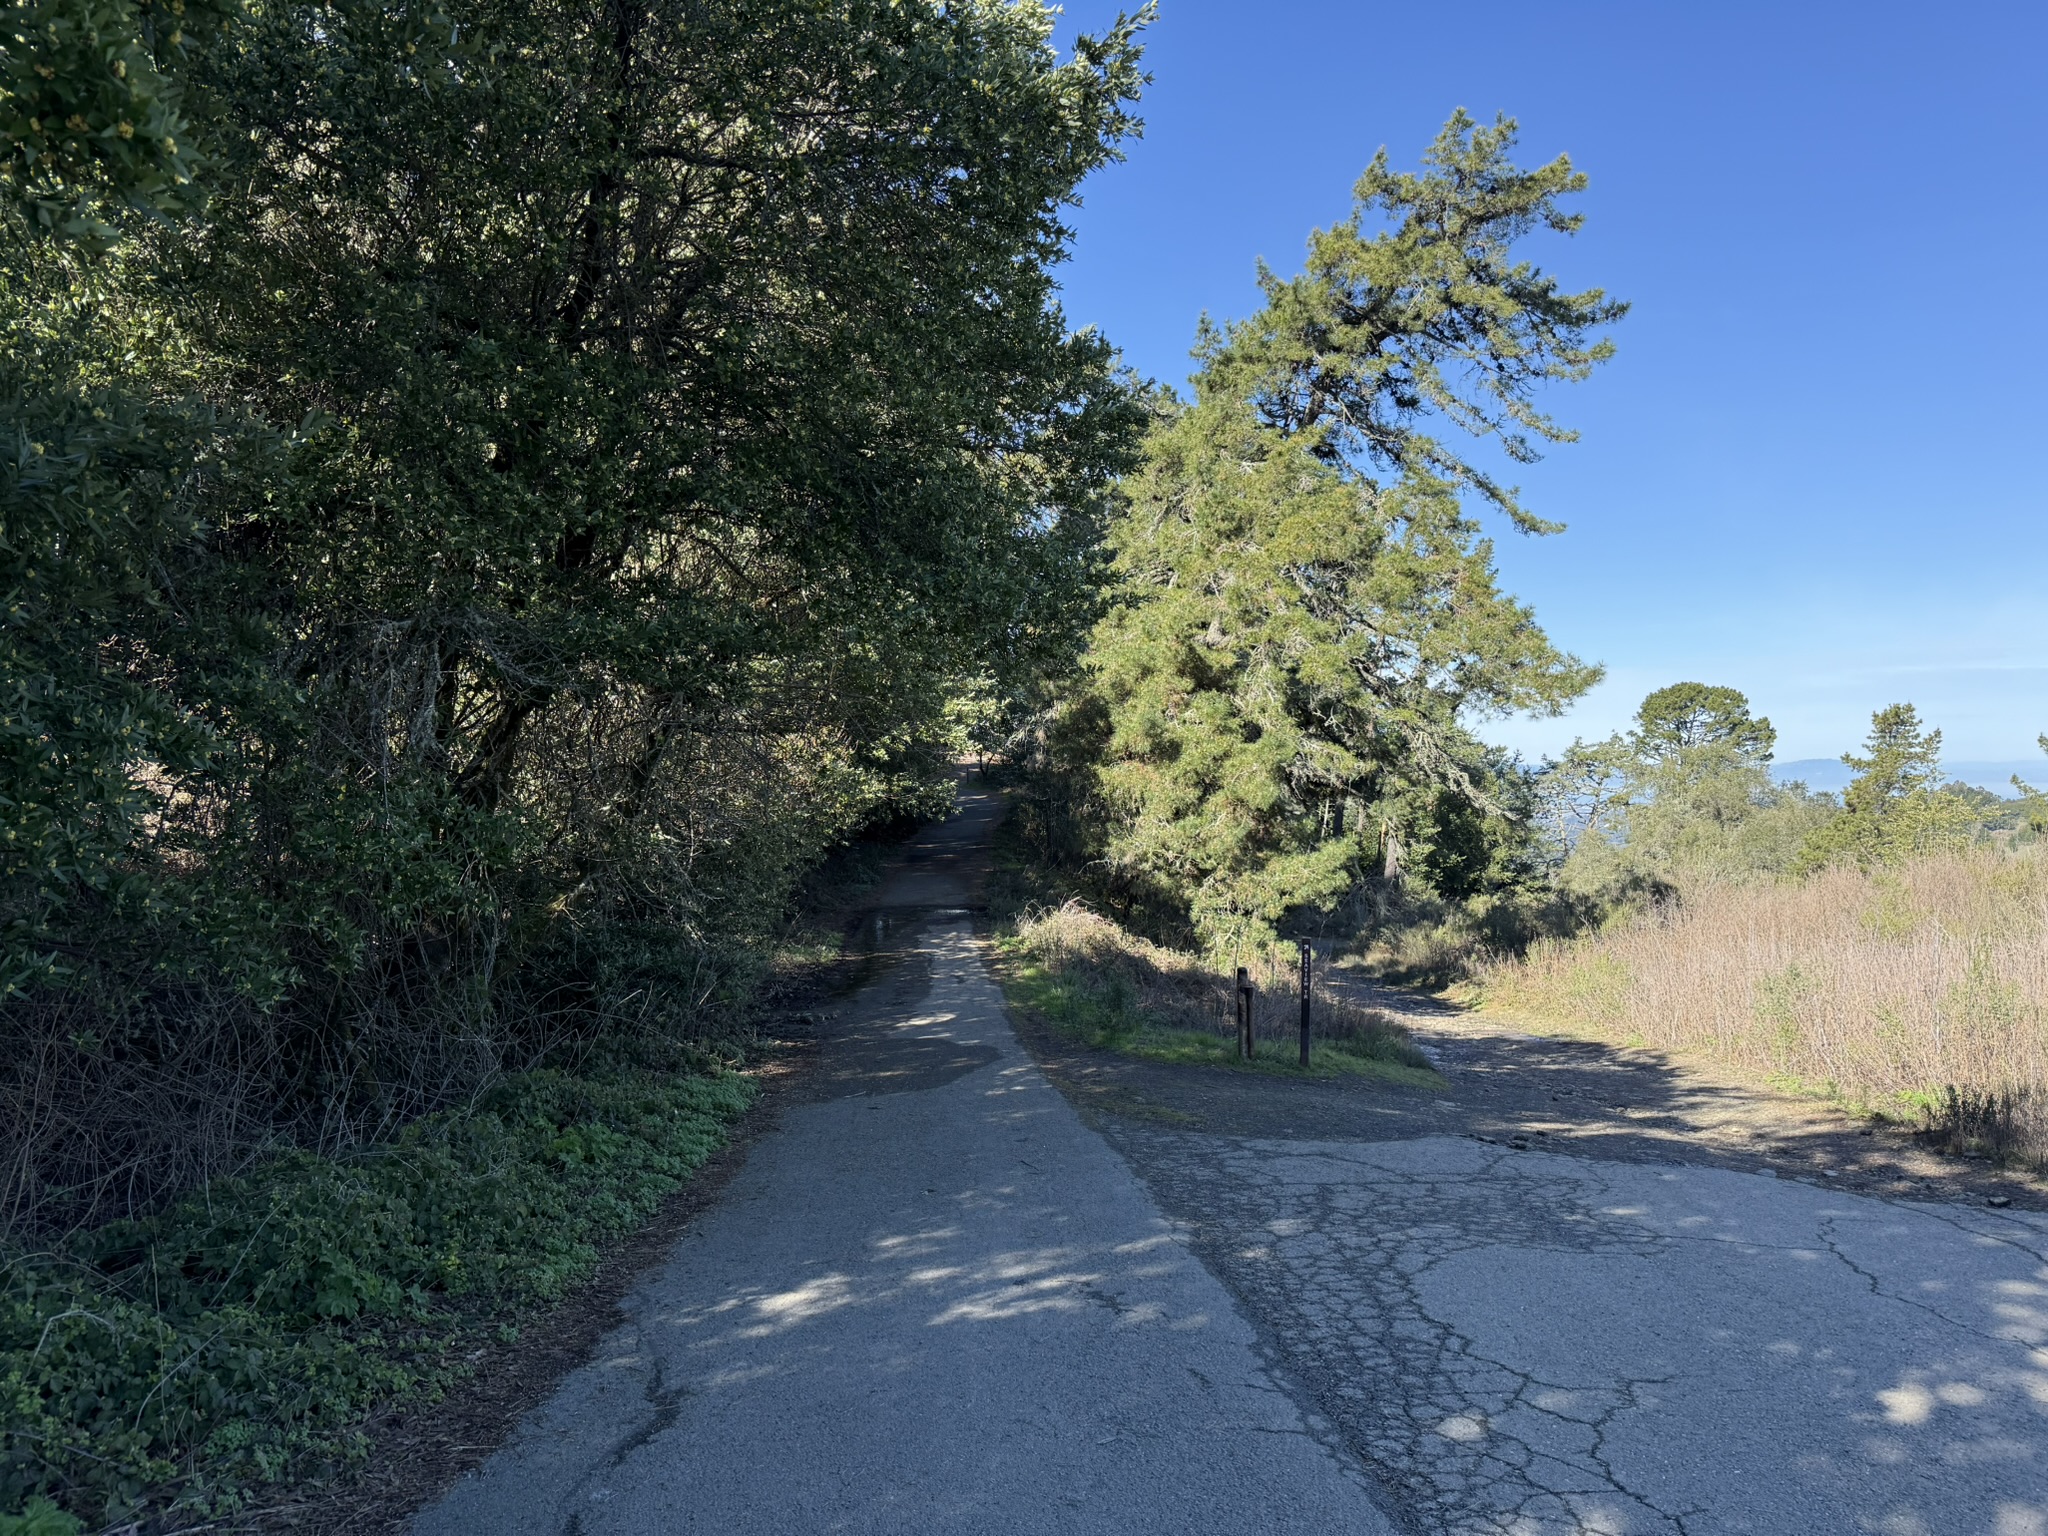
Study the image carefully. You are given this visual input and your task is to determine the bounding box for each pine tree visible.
[1080,112,1622,950]
[1632,683,1775,767]
[1794,704,1977,871]
[1555,683,1830,889]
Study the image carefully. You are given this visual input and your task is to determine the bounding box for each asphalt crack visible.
[1110,1127,1698,1534]
[1096,1129,2048,1535]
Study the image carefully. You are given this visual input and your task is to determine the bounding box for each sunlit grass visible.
[1469,848,2048,1165]
[997,905,1442,1089]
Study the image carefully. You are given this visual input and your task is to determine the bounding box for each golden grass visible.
[1002,902,1439,1082]
[1473,849,2048,1160]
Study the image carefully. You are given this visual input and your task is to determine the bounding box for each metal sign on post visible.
[1299,939,1312,1068]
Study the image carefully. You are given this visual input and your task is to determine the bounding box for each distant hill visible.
[1773,759,2043,796]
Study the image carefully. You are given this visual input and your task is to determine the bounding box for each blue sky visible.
[1047,0,2048,768]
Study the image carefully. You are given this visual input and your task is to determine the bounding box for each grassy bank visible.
[1,1056,754,1533]
[1469,850,2048,1165]
[999,904,1440,1087]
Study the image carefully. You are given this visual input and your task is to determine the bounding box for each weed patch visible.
[2,1062,754,1531]
[1917,1085,2048,1165]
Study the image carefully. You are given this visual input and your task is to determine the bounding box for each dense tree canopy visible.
[1,0,222,240]
[2,0,1150,1225]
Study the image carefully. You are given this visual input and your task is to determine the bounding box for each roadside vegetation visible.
[3,1058,751,1531]
[992,111,1618,1090]
[1457,702,2048,1165]
[983,105,2046,1172]
[1000,903,1438,1085]
[1012,676,2048,1165]
[1061,111,1621,959]
[6,0,2038,1522]
[3,0,1145,1526]
[1469,851,2048,1164]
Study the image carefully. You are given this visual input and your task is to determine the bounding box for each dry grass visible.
[1473,850,2048,1163]
[1003,901,1437,1079]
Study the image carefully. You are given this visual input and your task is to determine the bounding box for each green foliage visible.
[1072,112,1619,951]
[1631,682,1775,765]
[998,909,1439,1083]
[1841,703,1944,807]
[1,2,1149,1521]
[1530,734,1634,856]
[1794,704,1980,871]
[3,0,1151,1233]
[1753,962,1820,1063]
[1548,683,1834,896]
[1,1061,752,1526]
[0,1499,79,1536]
[0,240,293,998]
[1349,878,1605,987]
[1,0,227,243]
[1207,109,1627,533]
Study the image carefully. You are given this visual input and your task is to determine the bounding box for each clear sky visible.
[1047,0,2048,767]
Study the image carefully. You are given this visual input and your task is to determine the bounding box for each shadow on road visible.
[1016,943,2039,1212]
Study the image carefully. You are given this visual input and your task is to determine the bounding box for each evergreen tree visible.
[1080,112,1621,949]
[1623,683,1780,852]
[1558,683,1829,889]
[1631,682,1775,766]
[1794,704,1976,870]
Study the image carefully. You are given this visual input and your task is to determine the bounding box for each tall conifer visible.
[1080,112,1623,949]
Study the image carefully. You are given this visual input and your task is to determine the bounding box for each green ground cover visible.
[1,1062,754,1532]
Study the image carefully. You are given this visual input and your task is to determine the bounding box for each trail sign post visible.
[1299,940,1312,1068]
[1236,966,1254,1059]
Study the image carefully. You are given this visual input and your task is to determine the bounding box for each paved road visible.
[414,780,1399,1535]
[418,786,2048,1535]
[1107,1126,2048,1535]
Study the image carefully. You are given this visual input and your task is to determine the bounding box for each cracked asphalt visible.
[413,786,2048,1534]
[1102,1125,2048,1535]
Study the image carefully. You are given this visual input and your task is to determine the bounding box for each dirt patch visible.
[1006,960,2045,1214]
